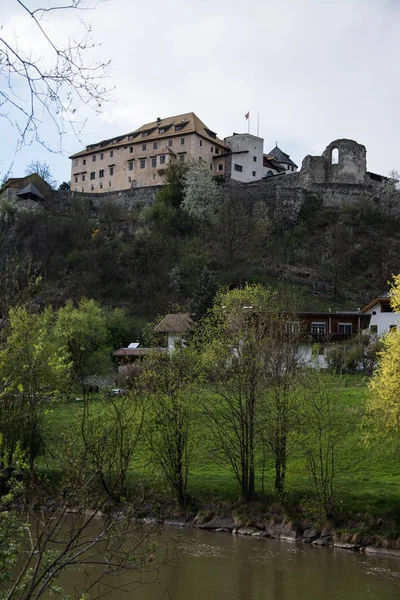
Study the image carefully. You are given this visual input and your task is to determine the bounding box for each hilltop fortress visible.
[5,132,398,222]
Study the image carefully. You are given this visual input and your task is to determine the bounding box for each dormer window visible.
[142,132,148,137]
[159,128,165,134]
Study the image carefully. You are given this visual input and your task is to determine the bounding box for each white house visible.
[360,293,400,335]
[153,313,193,355]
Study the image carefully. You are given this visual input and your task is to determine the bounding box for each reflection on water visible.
[56,527,400,600]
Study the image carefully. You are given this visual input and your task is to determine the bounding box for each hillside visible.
[1,180,400,327]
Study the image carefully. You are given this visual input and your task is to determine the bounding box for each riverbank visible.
[147,511,400,558]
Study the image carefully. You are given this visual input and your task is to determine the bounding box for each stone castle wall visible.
[21,138,399,222]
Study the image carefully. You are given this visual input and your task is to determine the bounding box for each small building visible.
[267,144,298,173]
[113,342,168,383]
[2,174,53,201]
[153,313,193,355]
[360,293,400,335]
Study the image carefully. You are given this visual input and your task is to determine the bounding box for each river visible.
[56,526,400,600]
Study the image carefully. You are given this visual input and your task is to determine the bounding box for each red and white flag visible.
[245,111,250,120]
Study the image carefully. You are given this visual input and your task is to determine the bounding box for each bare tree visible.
[25,161,56,188]
[0,1,110,152]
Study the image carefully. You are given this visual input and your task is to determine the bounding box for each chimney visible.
[157,117,161,123]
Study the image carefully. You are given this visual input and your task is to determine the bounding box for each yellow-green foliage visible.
[368,275,400,431]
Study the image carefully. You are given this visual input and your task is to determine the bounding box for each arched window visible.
[266,170,273,177]
[331,148,339,164]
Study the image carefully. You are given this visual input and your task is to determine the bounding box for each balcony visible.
[306,332,358,343]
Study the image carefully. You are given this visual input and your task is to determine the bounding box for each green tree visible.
[198,284,291,502]
[139,350,200,507]
[190,267,218,322]
[55,299,110,393]
[57,181,70,191]
[295,372,347,517]
[0,306,70,475]
[367,274,400,434]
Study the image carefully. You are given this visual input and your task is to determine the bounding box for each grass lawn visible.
[40,376,400,533]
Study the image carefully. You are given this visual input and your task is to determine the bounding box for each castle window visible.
[110,150,114,158]
[140,159,146,169]
[83,159,86,165]
[109,166,114,176]
[153,142,158,150]
[100,153,104,160]
[160,155,166,165]
[331,148,339,164]
[151,158,157,168]
[99,169,104,178]
[128,161,134,171]
[234,164,243,172]
[142,144,147,151]
[90,171,95,180]
[129,146,133,153]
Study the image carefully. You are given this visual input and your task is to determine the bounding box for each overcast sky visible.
[1,0,400,185]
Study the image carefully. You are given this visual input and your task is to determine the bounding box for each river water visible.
[58,527,400,600]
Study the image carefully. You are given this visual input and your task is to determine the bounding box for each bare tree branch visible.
[0,1,111,154]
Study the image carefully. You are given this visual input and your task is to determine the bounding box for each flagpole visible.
[257,113,259,137]
[248,113,250,134]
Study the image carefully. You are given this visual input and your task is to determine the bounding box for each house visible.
[69,112,228,193]
[360,293,400,335]
[294,309,371,367]
[2,174,53,201]
[153,313,193,355]
[113,342,168,382]
[266,144,298,173]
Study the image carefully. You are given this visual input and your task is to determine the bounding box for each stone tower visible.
[322,139,367,184]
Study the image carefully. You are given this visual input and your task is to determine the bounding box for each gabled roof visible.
[16,183,45,200]
[267,144,298,168]
[154,313,193,334]
[70,112,228,159]
[3,174,52,198]
[361,293,391,313]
